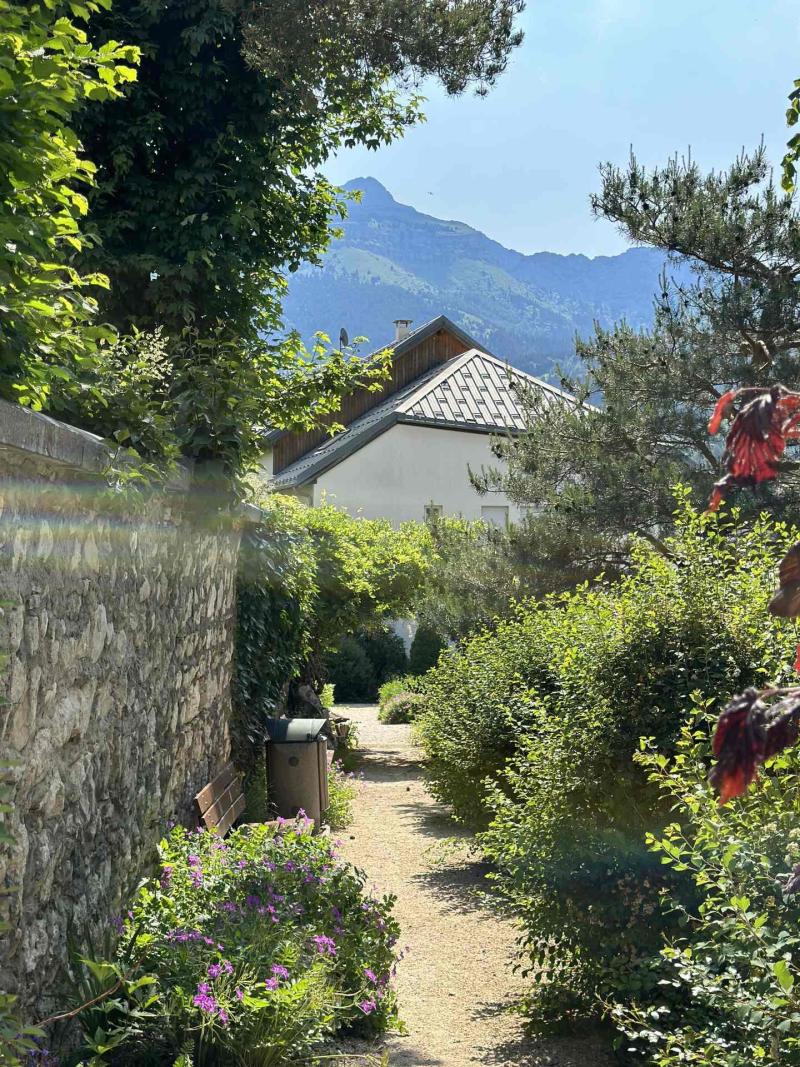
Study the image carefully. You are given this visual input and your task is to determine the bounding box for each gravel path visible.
[331,704,615,1067]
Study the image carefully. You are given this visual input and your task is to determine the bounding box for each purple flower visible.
[245,895,260,908]
[235,987,244,1001]
[197,982,212,995]
[193,991,217,1013]
[271,964,290,980]
[110,915,124,934]
[237,859,248,869]
[311,934,337,957]
[189,868,203,888]
[283,860,296,873]
[159,866,173,890]
[218,1008,229,1026]
[364,968,378,985]
[188,854,201,866]
[223,960,234,974]
[265,977,279,991]
[358,999,377,1015]
[207,963,222,979]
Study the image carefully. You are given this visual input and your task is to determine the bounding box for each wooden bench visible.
[194,761,246,836]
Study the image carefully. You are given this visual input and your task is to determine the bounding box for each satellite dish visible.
[339,327,349,349]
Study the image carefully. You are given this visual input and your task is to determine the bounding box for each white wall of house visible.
[306,422,523,527]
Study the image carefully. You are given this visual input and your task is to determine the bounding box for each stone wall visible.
[0,402,241,1012]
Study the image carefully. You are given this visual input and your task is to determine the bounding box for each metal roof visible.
[264,315,496,445]
[270,348,575,490]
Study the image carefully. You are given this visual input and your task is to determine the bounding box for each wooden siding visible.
[272,328,469,474]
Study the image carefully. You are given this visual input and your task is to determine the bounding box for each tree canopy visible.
[480,146,800,567]
[66,0,523,476]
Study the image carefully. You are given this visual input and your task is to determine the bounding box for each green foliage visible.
[233,495,317,814]
[416,497,800,1022]
[76,0,521,339]
[481,146,800,572]
[65,0,520,475]
[325,636,377,704]
[326,627,409,703]
[304,505,433,660]
[415,516,535,639]
[612,700,800,1065]
[378,675,422,709]
[378,692,425,725]
[1,761,43,1064]
[66,821,399,1065]
[233,497,430,797]
[324,764,359,831]
[235,496,318,726]
[0,0,138,411]
[357,629,409,686]
[408,625,445,676]
[320,683,335,710]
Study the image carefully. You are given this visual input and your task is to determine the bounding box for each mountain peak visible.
[285,182,679,376]
[341,177,396,204]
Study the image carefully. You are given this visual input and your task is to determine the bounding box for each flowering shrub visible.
[378,674,425,723]
[324,764,359,830]
[378,692,425,725]
[66,820,398,1065]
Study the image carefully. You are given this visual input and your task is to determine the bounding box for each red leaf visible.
[707,387,800,511]
[708,389,738,435]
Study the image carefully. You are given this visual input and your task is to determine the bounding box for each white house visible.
[264,315,573,527]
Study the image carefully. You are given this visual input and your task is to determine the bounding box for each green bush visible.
[378,675,420,707]
[416,498,800,1023]
[408,625,445,676]
[325,636,377,703]
[66,821,399,1065]
[611,698,800,1065]
[357,628,409,686]
[320,683,335,709]
[377,675,424,723]
[378,692,425,725]
[325,628,410,702]
[324,764,359,830]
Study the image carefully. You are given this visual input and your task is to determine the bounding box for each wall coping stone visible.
[0,397,118,476]
[0,398,273,523]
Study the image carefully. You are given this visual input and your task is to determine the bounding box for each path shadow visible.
[352,748,424,784]
[393,797,471,840]
[331,1035,446,1066]
[470,999,617,1067]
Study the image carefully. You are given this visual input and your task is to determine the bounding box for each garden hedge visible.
[415,497,800,1023]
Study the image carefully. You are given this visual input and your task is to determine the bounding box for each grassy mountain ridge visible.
[282,177,675,376]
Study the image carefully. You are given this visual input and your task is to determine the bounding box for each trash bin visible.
[265,718,329,827]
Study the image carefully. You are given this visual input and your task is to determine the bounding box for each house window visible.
[481,505,509,530]
[424,504,443,522]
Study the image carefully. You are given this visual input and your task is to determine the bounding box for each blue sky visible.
[324,0,800,257]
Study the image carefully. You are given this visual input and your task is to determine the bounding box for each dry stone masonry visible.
[0,402,241,1012]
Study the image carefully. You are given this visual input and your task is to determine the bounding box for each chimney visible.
[393,319,413,342]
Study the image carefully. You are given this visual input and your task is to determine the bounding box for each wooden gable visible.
[272,325,470,475]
